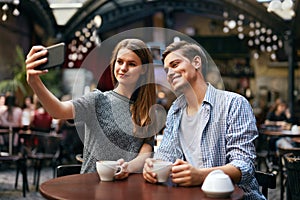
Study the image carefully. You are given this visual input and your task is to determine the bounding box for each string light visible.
[268,0,294,12]
[222,11,283,60]
[267,0,295,20]
[66,15,103,68]
[2,13,7,21]
[1,1,20,21]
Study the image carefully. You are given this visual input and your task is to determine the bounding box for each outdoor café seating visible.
[255,171,277,199]
[0,154,28,197]
[19,132,62,191]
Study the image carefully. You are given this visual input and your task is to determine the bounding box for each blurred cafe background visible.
[0,0,300,199]
[1,0,300,123]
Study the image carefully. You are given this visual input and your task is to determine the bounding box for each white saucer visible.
[202,190,234,198]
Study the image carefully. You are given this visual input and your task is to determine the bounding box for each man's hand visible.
[143,158,157,183]
[171,159,203,186]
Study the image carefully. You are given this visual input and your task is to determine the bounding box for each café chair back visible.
[75,153,83,163]
[19,132,61,191]
[56,164,82,177]
[0,154,29,197]
[255,171,276,199]
[277,146,300,200]
[255,128,273,172]
[283,153,300,200]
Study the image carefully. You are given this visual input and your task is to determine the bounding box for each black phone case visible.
[36,43,65,70]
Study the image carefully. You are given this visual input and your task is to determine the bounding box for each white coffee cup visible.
[291,125,300,134]
[151,160,172,183]
[96,161,123,181]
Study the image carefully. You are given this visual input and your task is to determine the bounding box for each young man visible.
[143,41,265,199]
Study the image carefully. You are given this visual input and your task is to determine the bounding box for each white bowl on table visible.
[201,169,234,198]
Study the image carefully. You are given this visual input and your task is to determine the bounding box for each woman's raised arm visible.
[25,45,74,120]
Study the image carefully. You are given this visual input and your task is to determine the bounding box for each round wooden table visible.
[39,173,244,200]
[262,130,300,137]
[292,137,300,144]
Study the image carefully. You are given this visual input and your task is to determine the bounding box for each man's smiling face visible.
[164,50,198,92]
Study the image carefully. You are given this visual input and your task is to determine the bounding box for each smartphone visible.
[36,43,65,70]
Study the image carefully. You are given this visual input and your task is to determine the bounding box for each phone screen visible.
[36,43,65,70]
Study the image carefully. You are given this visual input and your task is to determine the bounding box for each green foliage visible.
[0,46,28,95]
[0,45,62,98]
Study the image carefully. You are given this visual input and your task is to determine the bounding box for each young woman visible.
[25,39,156,179]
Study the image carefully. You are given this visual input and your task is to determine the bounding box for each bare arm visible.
[25,46,74,119]
[127,143,153,173]
[115,143,152,180]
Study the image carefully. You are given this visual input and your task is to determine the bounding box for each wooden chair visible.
[56,164,82,177]
[75,153,83,163]
[255,171,277,199]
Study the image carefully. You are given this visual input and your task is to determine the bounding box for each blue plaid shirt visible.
[154,83,265,200]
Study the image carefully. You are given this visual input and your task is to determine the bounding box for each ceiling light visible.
[2,13,7,21]
[13,0,20,5]
[2,4,8,11]
[267,0,282,12]
[281,0,293,10]
[94,15,102,28]
[253,52,259,59]
[227,20,236,29]
[270,53,277,60]
[266,0,295,20]
[12,8,19,16]
[238,33,244,40]
[1,2,21,22]
[223,27,229,33]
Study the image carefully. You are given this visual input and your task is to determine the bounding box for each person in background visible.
[0,95,23,150]
[0,94,6,114]
[25,39,159,179]
[30,97,53,133]
[143,40,264,199]
[21,96,35,130]
[264,100,294,158]
[0,94,7,146]
[0,95,22,128]
[264,100,292,129]
[267,97,282,113]
[29,95,53,133]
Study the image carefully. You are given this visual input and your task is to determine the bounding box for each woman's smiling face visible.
[114,48,145,87]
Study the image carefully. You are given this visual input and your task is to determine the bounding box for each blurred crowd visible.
[0,93,83,164]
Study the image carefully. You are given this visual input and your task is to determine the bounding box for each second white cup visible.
[151,160,172,183]
[96,160,123,181]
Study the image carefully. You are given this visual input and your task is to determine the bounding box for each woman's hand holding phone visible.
[35,43,65,70]
[25,43,65,85]
[25,45,49,85]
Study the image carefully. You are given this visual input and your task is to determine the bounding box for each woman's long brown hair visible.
[110,39,156,136]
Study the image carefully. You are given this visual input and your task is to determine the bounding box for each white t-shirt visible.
[179,106,206,168]
[21,109,32,126]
